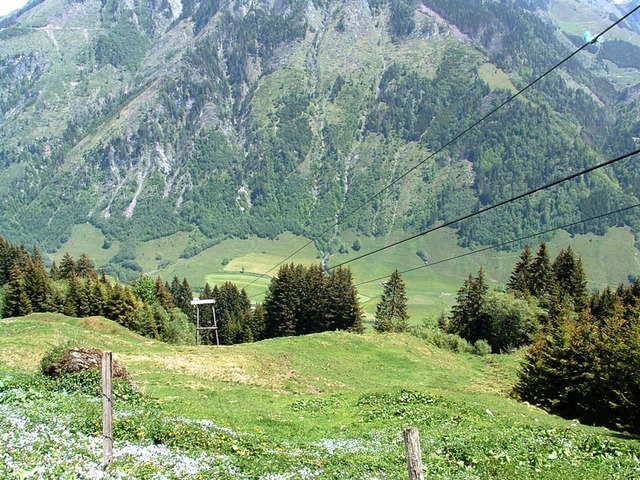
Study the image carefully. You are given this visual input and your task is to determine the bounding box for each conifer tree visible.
[87,278,107,316]
[105,284,138,330]
[297,264,327,335]
[250,303,267,341]
[76,253,98,280]
[2,265,32,317]
[59,252,77,280]
[552,247,588,312]
[264,263,303,338]
[170,277,195,319]
[448,267,489,343]
[374,269,410,333]
[507,244,532,298]
[155,276,175,311]
[64,274,81,317]
[49,261,61,281]
[528,242,560,322]
[326,267,364,333]
[22,257,53,312]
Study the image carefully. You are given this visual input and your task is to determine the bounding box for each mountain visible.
[0,0,639,279]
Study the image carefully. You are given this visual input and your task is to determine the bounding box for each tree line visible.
[0,236,195,344]
[441,242,640,433]
[0,236,365,345]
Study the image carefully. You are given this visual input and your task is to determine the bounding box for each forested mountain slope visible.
[0,0,639,277]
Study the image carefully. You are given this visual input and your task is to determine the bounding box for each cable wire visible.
[331,148,640,271]
[355,202,640,287]
[244,4,640,290]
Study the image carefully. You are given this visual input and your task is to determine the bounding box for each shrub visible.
[39,341,74,375]
[473,339,492,356]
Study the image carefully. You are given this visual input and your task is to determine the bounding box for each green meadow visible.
[1,313,639,479]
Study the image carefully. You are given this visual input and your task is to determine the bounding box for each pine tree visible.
[2,265,32,317]
[374,270,410,333]
[59,252,76,280]
[553,247,588,312]
[507,244,532,298]
[448,267,489,343]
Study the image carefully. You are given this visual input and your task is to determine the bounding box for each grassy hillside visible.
[1,314,639,478]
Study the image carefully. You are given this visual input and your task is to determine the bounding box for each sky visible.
[0,0,30,17]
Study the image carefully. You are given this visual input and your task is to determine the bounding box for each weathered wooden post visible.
[403,426,424,480]
[102,351,113,468]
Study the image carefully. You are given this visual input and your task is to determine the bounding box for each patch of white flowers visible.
[0,396,240,479]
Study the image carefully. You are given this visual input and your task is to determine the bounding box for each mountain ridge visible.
[0,0,639,279]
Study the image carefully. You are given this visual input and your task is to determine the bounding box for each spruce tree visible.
[529,243,553,298]
[552,247,588,312]
[528,243,559,322]
[155,276,175,311]
[298,264,327,335]
[374,270,410,333]
[250,303,267,341]
[507,244,532,298]
[200,282,253,345]
[264,263,302,338]
[2,265,32,317]
[59,252,76,280]
[326,267,364,333]
[49,261,61,281]
[22,257,53,313]
[76,253,98,280]
[448,267,489,343]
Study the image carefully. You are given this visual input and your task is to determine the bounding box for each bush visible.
[473,339,492,356]
[39,341,74,375]
[413,324,475,354]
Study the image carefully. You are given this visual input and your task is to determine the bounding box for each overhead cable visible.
[244,4,640,290]
[331,148,640,270]
[355,202,640,287]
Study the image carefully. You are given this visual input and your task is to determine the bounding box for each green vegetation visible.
[1,314,639,478]
[1,0,639,277]
[374,269,410,333]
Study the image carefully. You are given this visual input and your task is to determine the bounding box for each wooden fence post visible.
[102,351,113,468]
[403,426,424,480]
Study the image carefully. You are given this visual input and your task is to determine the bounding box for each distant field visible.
[203,272,272,299]
[478,63,518,93]
[52,223,119,267]
[54,222,640,321]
